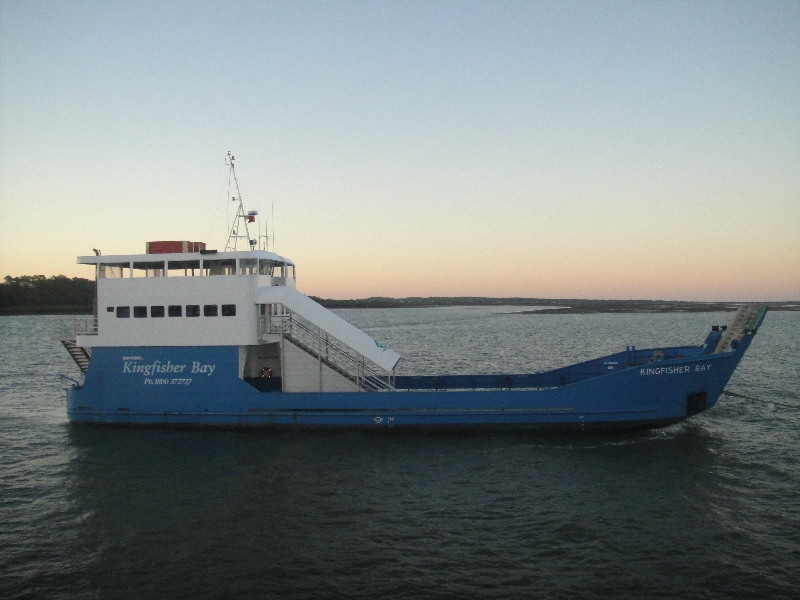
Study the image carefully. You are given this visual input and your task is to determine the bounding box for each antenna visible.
[257,216,270,251]
[258,203,270,251]
[224,151,258,252]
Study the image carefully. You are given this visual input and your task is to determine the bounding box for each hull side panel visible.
[66,341,750,429]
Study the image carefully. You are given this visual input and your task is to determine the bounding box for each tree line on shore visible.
[1,275,95,314]
[2,274,796,315]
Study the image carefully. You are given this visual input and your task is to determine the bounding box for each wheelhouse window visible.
[258,259,275,276]
[106,306,114,312]
[203,259,236,276]
[167,260,200,277]
[99,263,129,279]
[151,306,165,318]
[133,306,147,318]
[168,305,182,317]
[239,259,258,275]
[222,304,236,316]
[116,306,130,318]
[132,261,165,278]
[186,305,200,317]
[204,304,218,317]
[260,261,292,279]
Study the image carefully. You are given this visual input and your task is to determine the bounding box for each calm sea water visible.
[1,309,798,599]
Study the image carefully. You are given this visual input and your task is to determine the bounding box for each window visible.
[134,306,147,318]
[167,259,200,277]
[222,304,236,316]
[151,305,165,318]
[203,259,236,276]
[168,305,182,317]
[258,259,274,276]
[116,306,130,318]
[99,263,129,278]
[106,306,114,312]
[132,261,165,278]
[240,259,258,275]
[186,305,200,317]
[204,304,218,317]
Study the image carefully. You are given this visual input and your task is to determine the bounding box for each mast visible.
[224,151,258,252]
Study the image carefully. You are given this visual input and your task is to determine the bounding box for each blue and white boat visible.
[54,155,767,430]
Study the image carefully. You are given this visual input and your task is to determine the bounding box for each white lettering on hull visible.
[122,359,215,377]
[191,362,216,376]
[639,364,711,376]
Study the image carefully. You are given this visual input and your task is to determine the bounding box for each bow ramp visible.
[256,286,401,373]
[713,305,767,354]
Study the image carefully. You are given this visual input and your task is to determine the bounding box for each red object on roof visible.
[146,241,206,254]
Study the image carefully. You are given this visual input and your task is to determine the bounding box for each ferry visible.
[54,155,767,430]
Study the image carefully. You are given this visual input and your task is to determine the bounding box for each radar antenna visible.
[224,151,258,252]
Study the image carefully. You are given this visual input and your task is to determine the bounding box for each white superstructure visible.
[69,244,401,392]
[77,250,294,348]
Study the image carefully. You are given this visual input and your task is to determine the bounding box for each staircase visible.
[52,317,96,374]
[61,340,92,373]
[714,305,766,354]
[277,314,394,392]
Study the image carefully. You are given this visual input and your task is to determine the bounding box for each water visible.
[1,309,798,599]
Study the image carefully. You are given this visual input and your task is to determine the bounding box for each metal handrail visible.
[74,317,98,336]
[52,319,72,339]
[51,317,98,340]
[282,315,393,392]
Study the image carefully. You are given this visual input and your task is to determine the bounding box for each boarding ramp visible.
[713,305,767,354]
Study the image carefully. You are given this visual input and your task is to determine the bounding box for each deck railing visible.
[51,317,98,340]
[259,307,393,392]
[284,316,393,392]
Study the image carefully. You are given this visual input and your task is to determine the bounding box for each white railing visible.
[283,316,393,392]
[51,317,98,340]
[74,317,98,336]
[259,310,287,337]
[259,306,393,391]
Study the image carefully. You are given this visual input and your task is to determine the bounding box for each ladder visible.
[52,317,95,373]
[60,339,92,373]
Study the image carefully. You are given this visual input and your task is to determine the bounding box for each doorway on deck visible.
[242,343,282,392]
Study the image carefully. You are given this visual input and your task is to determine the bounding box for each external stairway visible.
[257,286,399,392]
[52,317,96,374]
[60,340,92,373]
[280,316,393,391]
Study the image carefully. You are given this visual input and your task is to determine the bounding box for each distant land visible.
[310,297,800,313]
[1,275,797,315]
[1,275,95,315]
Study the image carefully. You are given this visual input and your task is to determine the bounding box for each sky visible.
[1,1,798,301]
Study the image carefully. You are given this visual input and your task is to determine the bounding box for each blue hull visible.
[65,329,756,430]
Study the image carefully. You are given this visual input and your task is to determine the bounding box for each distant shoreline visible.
[2,298,797,317]
[312,297,799,313]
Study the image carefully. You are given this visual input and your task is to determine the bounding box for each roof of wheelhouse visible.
[77,249,294,265]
